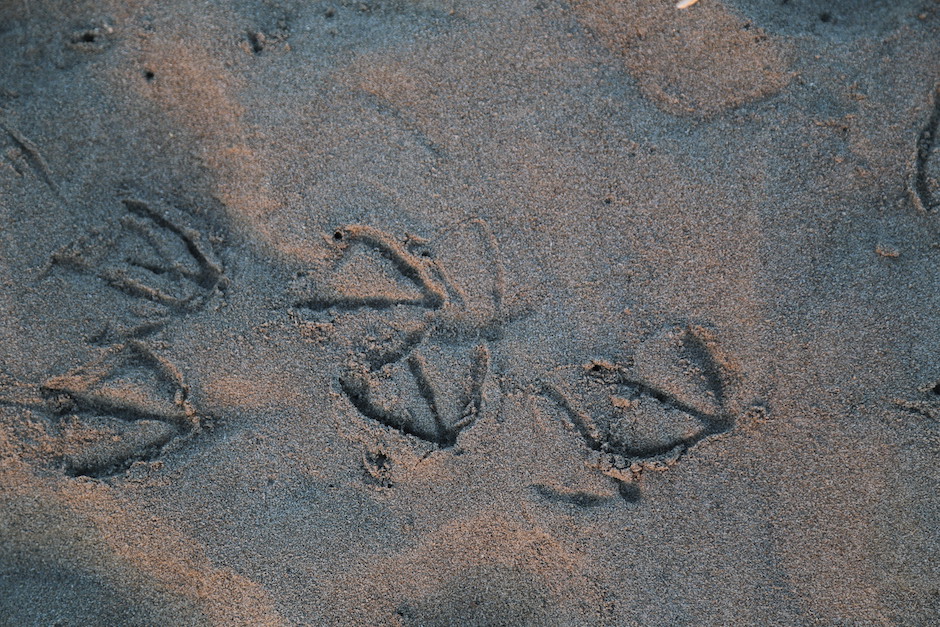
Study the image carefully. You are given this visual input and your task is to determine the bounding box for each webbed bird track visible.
[292,219,504,447]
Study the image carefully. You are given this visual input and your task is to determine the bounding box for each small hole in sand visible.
[247,31,264,54]
[144,70,155,81]
[325,7,336,18]
[80,32,96,43]
[819,12,832,23]
[931,382,940,395]
[333,230,344,241]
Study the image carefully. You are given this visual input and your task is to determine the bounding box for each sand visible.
[1,0,938,624]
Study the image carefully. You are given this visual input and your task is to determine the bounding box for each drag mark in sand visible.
[0,116,63,202]
[911,84,940,213]
[895,377,940,422]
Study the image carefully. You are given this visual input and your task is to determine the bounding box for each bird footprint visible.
[292,219,504,447]
[51,198,225,314]
[542,324,736,491]
[1,341,199,476]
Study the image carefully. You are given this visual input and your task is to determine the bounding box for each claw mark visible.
[479,220,506,320]
[407,352,449,444]
[447,218,506,338]
[293,224,443,311]
[0,115,63,202]
[339,366,427,441]
[455,344,489,432]
[576,359,730,457]
[354,87,448,162]
[124,200,222,281]
[539,382,605,449]
[910,84,940,213]
[362,448,394,488]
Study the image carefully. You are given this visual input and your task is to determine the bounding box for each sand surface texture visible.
[1,0,939,624]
